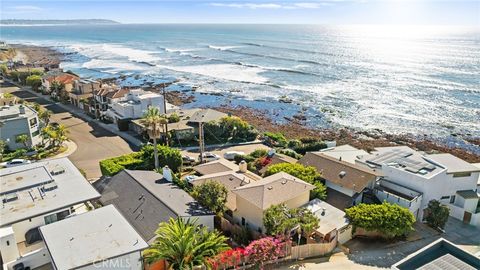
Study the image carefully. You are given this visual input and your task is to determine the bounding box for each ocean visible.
[2,24,479,142]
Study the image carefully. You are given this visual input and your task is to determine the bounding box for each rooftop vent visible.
[2,193,18,203]
[281,180,287,185]
[339,171,346,178]
[50,166,65,176]
[42,182,58,192]
[267,186,273,190]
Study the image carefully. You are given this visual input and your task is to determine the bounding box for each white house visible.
[40,205,148,270]
[106,89,176,122]
[357,146,480,227]
[0,158,101,270]
[0,104,41,150]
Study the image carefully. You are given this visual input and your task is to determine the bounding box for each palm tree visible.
[15,134,30,149]
[39,109,53,126]
[52,124,69,148]
[140,107,166,170]
[144,218,229,269]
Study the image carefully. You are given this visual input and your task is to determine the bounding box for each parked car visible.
[184,175,198,183]
[182,155,196,165]
[198,152,220,162]
[223,151,245,160]
[1,159,32,168]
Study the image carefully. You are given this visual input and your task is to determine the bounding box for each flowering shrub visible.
[244,237,287,269]
[209,248,246,269]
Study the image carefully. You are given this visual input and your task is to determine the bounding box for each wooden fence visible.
[287,239,337,260]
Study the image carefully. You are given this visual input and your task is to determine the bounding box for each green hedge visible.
[99,145,182,176]
[99,152,144,176]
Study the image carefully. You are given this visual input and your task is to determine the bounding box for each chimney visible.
[19,105,26,114]
[162,166,172,182]
[239,160,248,173]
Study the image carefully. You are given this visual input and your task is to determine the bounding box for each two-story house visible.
[0,158,100,270]
[232,172,314,233]
[69,79,101,109]
[41,71,78,97]
[106,89,176,130]
[0,104,41,150]
[357,146,480,227]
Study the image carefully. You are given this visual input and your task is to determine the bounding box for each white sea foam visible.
[208,45,241,51]
[158,64,269,84]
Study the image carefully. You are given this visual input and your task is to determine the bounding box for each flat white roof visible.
[320,144,369,164]
[40,205,148,270]
[306,198,349,235]
[427,153,480,174]
[0,158,100,226]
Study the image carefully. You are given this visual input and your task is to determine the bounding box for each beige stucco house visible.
[232,172,314,233]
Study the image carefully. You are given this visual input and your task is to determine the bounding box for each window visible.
[453,172,471,178]
[29,118,38,127]
[450,195,456,204]
[440,196,450,200]
[44,209,70,225]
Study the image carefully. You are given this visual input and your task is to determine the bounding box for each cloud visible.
[4,5,45,14]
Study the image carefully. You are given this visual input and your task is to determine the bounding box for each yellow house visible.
[232,172,314,233]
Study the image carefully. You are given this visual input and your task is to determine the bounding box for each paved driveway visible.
[2,82,136,179]
[344,218,480,268]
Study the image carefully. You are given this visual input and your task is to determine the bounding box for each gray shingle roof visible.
[94,170,211,243]
[232,172,314,210]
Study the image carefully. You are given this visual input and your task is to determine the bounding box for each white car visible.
[184,175,198,183]
[1,159,32,168]
[223,151,245,160]
[198,152,220,162]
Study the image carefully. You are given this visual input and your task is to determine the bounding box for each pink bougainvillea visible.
[244,237,287,269]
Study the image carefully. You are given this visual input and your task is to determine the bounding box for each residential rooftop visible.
[0,158,101,227]
[40,205,148,270]
[427,153,480,174]
[193,159,239,175]
[188,108,228,123]
[393,238,480,270]
[94,170,212,243]
[232,172,314,210]
[0,104,36,121]
[305,198,349,236]
[319,144,369,164]
[357,146,444,178]
[191,171,257,210]
[299,152,380,193]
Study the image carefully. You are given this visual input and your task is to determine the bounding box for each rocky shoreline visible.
[10,44,63,66]
[213,106,480,163]
[11,44,480,163]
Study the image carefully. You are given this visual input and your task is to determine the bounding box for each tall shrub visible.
[345,202,415,238]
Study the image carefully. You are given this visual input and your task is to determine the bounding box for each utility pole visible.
[91,82,98,120]
[198,122,205,163]
[161,83,169,146]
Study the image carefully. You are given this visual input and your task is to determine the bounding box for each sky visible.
[1,0,479,25]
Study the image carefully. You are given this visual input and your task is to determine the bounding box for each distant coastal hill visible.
[0,19,120,25]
